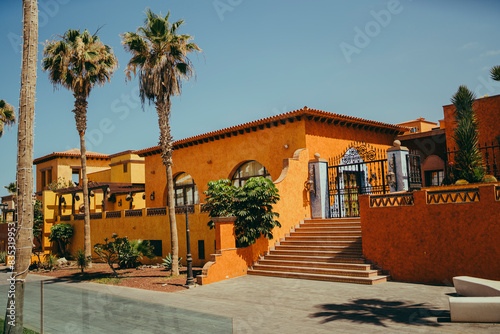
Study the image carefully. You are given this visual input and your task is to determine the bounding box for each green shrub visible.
[45,254,58,271]
[0,251,6,264]
[162,253,182,273]
[94,235,156,276]
[75,249,91,273]
[204,177,280,248]
[49,223,74,257]
[455,179,469,185]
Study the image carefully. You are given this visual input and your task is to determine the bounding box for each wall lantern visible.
[75,194,80,201]
[89,190,95,197]
[150,191,155,201]
[60,197,66,204]
[125,193,132,201]
[118,199,122,207]
[142,193,146,200]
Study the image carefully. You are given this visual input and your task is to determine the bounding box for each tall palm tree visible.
[42,29,117,262]
[122,9,200,275]
[451,85,484,183]
[0,100,16,138]
[491,65,500,82]
[4,1,37,333]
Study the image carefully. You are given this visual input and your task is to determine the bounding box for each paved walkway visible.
[1,269,499,333]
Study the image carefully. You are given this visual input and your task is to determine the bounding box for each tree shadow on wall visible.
[310,298,450,327]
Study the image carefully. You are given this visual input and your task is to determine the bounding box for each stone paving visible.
[1,269,499,333]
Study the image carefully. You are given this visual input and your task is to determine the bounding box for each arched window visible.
[231,160,272,187]
[174,173,199,206]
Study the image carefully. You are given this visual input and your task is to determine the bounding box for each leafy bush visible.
[46,177,75,191]
[162,253,182,273]
[49,223,74,257]
[94,235,155,276]
[204,177,280,248]
[0,251,6,264]
[45,254,58,271]
[75,249,91,273]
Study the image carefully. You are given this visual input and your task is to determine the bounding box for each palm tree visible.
[122,9,201,275]
[450,85,484,183]
[0,100,16,138]
[42,29,117,263]
[4,182,16,195]
[491,65,500,82]
[4,1,37,333]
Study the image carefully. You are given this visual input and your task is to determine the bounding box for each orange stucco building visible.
[33,107,405,267]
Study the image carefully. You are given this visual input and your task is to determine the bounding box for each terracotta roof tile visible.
[34,149,110,165]
[136,107,406,156]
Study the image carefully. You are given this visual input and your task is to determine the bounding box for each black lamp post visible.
[184,206,195,287]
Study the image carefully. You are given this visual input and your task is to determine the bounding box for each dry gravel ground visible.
[32,263,195,292]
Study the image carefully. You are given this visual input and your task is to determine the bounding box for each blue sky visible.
[0,0,499,197]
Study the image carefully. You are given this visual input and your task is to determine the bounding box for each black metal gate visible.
[327,144,389,218]
[406,152,422,191]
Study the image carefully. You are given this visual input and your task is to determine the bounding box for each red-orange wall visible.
[443,94,500,151]
[360,184,500,284]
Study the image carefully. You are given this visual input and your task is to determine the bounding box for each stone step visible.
[285,235,362,242]
[279,240,362,247]
[252,264,381,278]
[299,222,361,228]
[247,269,388,285]
[304,218,360,223]
[264,254,368,264]
[275,245,362,252]
[294,226,361,232]
[270,249,363,257]
[291,231,362,237]
[258,259,373,271]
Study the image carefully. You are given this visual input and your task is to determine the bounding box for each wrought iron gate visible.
[327,144,389,218]
[406,152,422,191]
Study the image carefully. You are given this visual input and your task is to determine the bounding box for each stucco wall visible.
[144,120,307,207]
[360,184,500,284]
[443,94,500,151]
[61,205,214,267]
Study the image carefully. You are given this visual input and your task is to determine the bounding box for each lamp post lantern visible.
[184,206,195,287]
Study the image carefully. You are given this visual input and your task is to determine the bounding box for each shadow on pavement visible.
[310,298,450,327]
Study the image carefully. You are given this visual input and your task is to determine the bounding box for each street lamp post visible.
[184,206,195,287]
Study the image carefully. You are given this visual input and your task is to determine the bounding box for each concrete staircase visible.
[247,218,389,285]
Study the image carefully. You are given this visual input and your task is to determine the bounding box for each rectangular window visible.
[41,171,46,189]
[425,170,444,187]
[47,169,52,186]
[72,169,80,186]
[123,163,128,173]
[147,240,162,257]
[198,240,205,260]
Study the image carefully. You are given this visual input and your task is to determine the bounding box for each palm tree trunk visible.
[74,95,92,266]
[156,99,179,276]
[4,1,37,333]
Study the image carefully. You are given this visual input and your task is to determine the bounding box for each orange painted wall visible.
[360,184,500,284]
[443,94,500,151]
[304,119,395,161]
[196,149,312,285]
[144,120,307,207]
